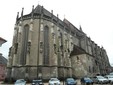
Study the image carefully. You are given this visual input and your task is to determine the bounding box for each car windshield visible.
[110,73,113,75]
[50,78,58,81]
[109,76,113,78]
[33,80,42,83]
[67,78,74,81]
[84,78,91,80]
[97,76,105,79]
[16,79,24,83]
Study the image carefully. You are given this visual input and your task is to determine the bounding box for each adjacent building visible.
[0,37,7,81]
[0,37,7,47]
[6,5,110,81]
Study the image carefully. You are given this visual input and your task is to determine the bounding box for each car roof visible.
[33,80,42,81]
[17,79,25,80]
[67,78,74,79]
[50,78,58,79]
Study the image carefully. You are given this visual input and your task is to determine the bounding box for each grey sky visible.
[0,0,113,65]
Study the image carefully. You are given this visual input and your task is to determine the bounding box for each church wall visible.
[80,37,87,51]
[6,5,111,81]
[71,54,96,78]
[7,16,110,80]
[43,20,58,66]
[29,19,40,66]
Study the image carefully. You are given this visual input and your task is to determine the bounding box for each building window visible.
[77,56,79,60]
[89,66,91,73]
[43,26,49,65]
[14,43,18,54]
[93,67,95,72]
[2,75,4,78]
[54,44,57,54]
[27,42,31,54]
[60,32,63,45]
[65,40,68,51]
[20,24,29,65]
[95,60,97,65]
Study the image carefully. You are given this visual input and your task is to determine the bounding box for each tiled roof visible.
[0,37,7,46]
[0,37,7,42]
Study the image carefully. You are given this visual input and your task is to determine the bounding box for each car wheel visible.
[85,82,88,85]
[100,81,103,84]
[81,82,83,85]
[86,83,89,85]
[97,81,100,84]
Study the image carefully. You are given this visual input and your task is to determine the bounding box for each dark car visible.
[65,78,77,85]
[32,79,44,85]
[81,77,93,85]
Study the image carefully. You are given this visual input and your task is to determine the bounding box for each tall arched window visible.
[43,26,49,65]
[60,32,63,50]
[20,24,29,65]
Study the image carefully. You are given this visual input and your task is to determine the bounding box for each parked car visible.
[90,77,98,84]
[109,72,113,75]
[81,77,93,85]
[65,78,77,85]
[105,75,113,83]
[49,78,60,85]
[92,76,109,84]
[32,79,44,85]
[14,79,26,85]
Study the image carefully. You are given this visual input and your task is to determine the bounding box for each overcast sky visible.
[0,0,113,65]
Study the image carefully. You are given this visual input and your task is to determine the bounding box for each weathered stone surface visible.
[6,5,110,81]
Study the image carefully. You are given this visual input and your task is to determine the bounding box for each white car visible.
[110,72,113,75]
[96,76,109,84]
[49,78,60,85]
[14,79,26,85]
[105,75,113,83]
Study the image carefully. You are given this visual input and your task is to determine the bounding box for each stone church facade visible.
[6,5,110,81]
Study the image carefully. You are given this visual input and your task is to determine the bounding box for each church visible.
[6,5,110,81]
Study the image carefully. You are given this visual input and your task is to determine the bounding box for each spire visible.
[21,8,24,20]
[79,25,83,32]
[51,10,53,17]
[101,45,104,49]
[32,5,34,12]
[51,10,53,14]
[51,10,53,21]
[31,5,34,18]
[41,6,44,14]
[57,14,59,18]
[16,12,19,22]
[57,14,59,22]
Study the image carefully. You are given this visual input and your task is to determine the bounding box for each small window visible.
[77,56,79,60]
[43,26,49,65]
[89,66,91,73]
